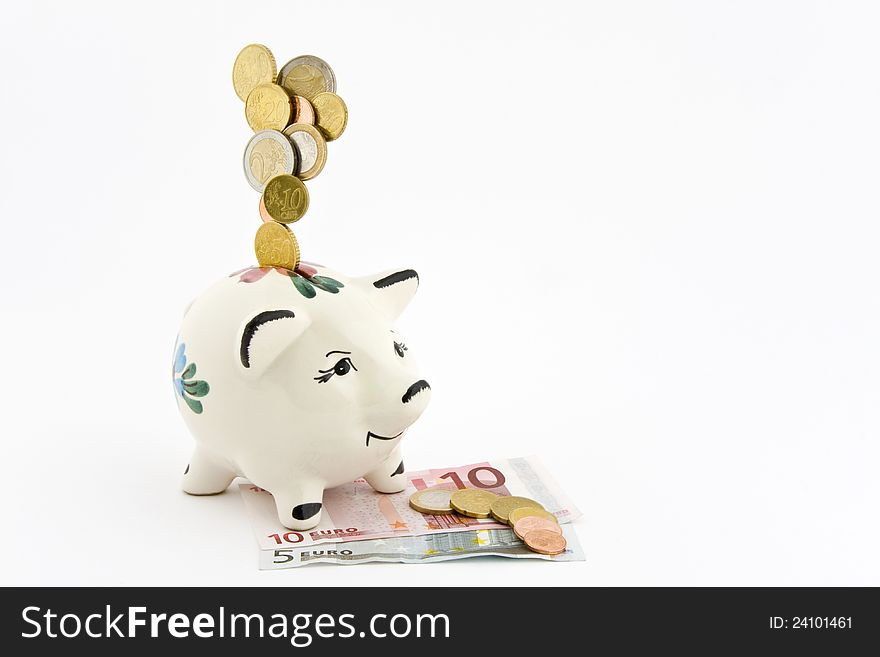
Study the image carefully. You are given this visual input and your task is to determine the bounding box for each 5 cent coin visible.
[523,529,567,555]
[513,516,563,541]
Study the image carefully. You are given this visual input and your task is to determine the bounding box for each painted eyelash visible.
[314,357,358,383]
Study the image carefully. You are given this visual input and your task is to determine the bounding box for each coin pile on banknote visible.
[409,487,568,555]
[232,44,349,271]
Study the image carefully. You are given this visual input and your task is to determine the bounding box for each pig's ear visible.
[358,269,419,320]
[237,309,310,377]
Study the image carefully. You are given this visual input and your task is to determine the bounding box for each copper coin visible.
[292,95,315,125]
[513,516,563,541]
[524,529,567,555]
[258,195,272,223]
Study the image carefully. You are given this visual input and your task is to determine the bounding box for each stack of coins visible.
[408,487,568,556]
[232,44,349,270]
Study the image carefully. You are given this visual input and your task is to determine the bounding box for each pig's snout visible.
[402,379,431,404]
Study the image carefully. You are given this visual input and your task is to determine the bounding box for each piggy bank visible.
[172,263,431,529]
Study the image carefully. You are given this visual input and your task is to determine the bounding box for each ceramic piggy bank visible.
[172,263,431,529]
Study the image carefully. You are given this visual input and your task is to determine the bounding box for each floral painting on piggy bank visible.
[173,263,431,530]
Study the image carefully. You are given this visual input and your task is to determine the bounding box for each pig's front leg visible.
[270,479,326,530]
[182,448,236,495]
[364,446,407,494]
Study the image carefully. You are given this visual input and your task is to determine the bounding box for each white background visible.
[1,0,878,586]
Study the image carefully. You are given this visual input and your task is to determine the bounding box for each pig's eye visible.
[394,341,408,358]
[314,357,358,383]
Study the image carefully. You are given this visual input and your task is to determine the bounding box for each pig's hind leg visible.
[364,446,407,494]
[182,448,236,495]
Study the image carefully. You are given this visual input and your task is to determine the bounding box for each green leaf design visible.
[313,276,344,289]
[291,274,316,298]
[181,363,197,380]
[183,395,203,414]
[308,277,339,294]
[183,379,210,397]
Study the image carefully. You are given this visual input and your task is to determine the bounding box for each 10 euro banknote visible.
[241,456,581,551]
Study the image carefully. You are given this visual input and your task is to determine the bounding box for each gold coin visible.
[449,488,499,519]
[283,123,327,181]
[279,63,327,100]
[311,92,348,141]
[254,222,300,271]
[409,487,454,515]
[513,516,563,541]
[262,174,309,223]
[245,83,292,132]
[523,529,567,555]
[508,506,559,527]
[232,44,277,101]
[489,496,544,524]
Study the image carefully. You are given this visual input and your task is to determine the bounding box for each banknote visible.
[241,456,580,549]
[258,525,585,569]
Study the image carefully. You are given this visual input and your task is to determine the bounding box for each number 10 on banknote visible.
[240,456,580,550]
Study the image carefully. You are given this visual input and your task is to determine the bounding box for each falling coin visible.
[489,496,544,524]
[283,123,327,181]
[449,488,499,519]
[523,529,567,555]
[508,507,559,527]
[258,196,272,223]
[409,487,454,515]
[311,91,348,141]
[254,221,300,271]
[278,55,337,100]
[245,83,292,132]
[513,516,563,541]
[262,174,309,223]
[291,95,315,125]
[243,130,297,192]
[232,44,277,101]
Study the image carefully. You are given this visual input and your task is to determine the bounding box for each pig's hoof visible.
[292,502,322,521]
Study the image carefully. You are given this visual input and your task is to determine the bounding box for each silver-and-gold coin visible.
[409,487,455,515]
[283,123,327,181]
[243,130,297,192]
[278,55,336,100]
